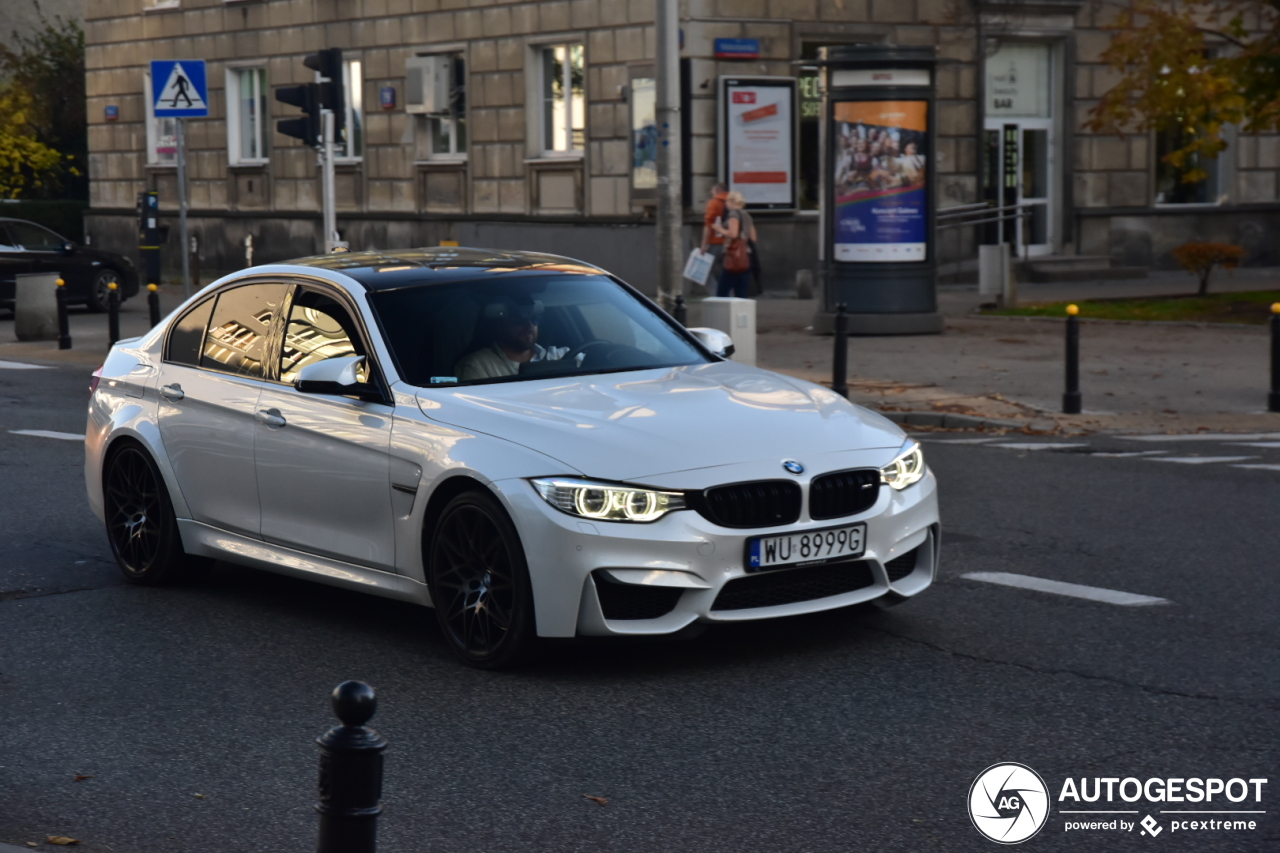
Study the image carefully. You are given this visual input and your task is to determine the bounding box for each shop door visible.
[983,43,1056,256]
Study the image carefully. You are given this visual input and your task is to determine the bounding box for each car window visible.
[280,289,369,384]
[8,221,65,251]
[200,283,289,378]
[166,296,216,366]
[368,273,708,387]
[0,224,17,251]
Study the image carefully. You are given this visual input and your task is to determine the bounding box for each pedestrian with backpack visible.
[712,191,757,298]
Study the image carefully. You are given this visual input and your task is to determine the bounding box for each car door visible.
[155,282,289,538]
[253,284,396,571]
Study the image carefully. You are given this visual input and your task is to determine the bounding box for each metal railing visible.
[936,201,1037,261]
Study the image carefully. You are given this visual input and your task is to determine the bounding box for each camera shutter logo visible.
[969,763,1050,844]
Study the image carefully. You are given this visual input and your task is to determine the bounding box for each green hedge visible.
[0,199,90,242]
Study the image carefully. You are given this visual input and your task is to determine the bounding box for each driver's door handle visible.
[159,384,184,401]
[255,409,286,428]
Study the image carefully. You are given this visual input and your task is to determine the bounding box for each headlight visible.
[880,440,926,490]
[532,478,686,523]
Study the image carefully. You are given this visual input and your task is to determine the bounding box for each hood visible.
[413,361,905,481]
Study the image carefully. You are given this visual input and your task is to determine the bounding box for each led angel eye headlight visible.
[880,440,926,490]
[532,478,686,523]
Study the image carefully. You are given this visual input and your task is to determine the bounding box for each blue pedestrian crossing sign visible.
[151,60,208,117]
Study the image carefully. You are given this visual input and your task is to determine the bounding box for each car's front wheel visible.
[428,490,536,669]
[103,443,212,585]
[87,269,121,313]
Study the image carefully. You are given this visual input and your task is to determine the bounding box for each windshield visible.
[369,273,709,387]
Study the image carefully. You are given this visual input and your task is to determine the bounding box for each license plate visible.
[746,523,866,572]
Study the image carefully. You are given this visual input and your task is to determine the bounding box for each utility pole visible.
[177,118,191,298]
[655,0,682,311]
[321,109,338,252]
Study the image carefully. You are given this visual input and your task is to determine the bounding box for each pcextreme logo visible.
[969,763,1051,844]
[969,764,1269,844]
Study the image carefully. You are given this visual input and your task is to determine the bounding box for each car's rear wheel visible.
[428,490,536,669]
[87,269,121,313]
[103,443,212,585]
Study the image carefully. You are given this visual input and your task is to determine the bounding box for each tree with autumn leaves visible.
[1087,0,1280,183]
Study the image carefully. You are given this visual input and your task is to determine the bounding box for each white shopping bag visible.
[682,248,714,285]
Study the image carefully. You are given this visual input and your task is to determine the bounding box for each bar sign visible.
[715,38,760,59]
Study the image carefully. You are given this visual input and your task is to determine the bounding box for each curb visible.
[876,410,1028,430]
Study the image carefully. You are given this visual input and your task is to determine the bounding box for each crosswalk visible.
[918,432,1280,473]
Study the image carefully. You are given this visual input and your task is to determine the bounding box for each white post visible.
[321,109,337,253]
[654,0,682,311]
[177,117,190,298]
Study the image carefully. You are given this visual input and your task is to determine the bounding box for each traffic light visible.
[304,47,345,141]
[275,81,320,145]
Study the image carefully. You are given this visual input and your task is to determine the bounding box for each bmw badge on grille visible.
[782,460,804,475]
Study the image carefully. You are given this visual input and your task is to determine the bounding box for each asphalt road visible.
[0,360,1276,852]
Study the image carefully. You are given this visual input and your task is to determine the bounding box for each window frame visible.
[333,58,364,163]
[226,65,270,166]
[538,42,585,158]
[1152,125,1226,207]
[276,282,392,402]
[414,52,468,162]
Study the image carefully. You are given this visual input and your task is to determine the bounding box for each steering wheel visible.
[564,339,611,365]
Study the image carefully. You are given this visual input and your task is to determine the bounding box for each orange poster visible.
[833,101,928,133]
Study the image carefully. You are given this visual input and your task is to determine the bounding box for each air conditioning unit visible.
[405,55,451,114]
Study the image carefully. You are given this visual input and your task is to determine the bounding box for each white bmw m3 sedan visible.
[85,248,939,668]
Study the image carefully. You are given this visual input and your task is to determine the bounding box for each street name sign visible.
[151,60,208,117]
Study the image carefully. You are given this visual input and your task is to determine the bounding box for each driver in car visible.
[455,296,570,380]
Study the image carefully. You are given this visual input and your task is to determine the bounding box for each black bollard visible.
[55,278,71,350]
[316,681,386,853]
[1063,304,1082,414]
[832,302,849,398]
[107,282,121,346]
[674,294,687,326]
[1269,302,1280,413]
[147,283,161,328]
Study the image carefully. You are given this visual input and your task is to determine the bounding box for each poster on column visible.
[832,101,928,262]
[721,78,796,209]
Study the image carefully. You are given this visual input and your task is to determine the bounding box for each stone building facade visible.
[83,0,1280,294]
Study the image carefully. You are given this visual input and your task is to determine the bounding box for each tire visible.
[102,443,213,585]
[427,490,536,669]
[86,269,121,313]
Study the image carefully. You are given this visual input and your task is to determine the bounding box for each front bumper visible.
[499,469,939,638]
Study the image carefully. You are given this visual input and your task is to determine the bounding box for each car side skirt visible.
[177,520,432,606]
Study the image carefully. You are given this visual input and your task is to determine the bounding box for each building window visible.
[227,67,269,165]
[429,55,467,159]
[1154,128,1221,204]
[338,59,364,161]
[540,44,584,154]
[144,69,177,166]
[144,0,179,10]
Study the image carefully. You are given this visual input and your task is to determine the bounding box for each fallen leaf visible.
[582,794,609,806]
[47,836,80,845]
[26,843,37,848]
[194,793,206,799]
[73,775,94,782]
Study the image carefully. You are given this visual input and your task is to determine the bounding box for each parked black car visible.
[0,218,139,313]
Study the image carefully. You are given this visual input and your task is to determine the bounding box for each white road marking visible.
[961,572,1172,606]
[1233,464,1280,472]
[9,429,85,441]
[1090,450,1168,458]
[1120,433,1280,442]
[991,442,1088,451]
[1145,456,1254,465]
[1229,442,1280,448]
[0,359,51,370]
[920,437,1000,444]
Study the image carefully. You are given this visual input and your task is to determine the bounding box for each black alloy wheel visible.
[103,443,211,584]
[87,269,121,313]
[428,490,536,669]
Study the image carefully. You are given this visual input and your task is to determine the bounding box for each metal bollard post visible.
[55,278,71,350]
[107,282,121,346]
[148,284,161,328]
[1063,304,1082,414]
[831,302,849,398]
[674,294,687,326]
[316,681,386,853]
[1269,303,1280,413]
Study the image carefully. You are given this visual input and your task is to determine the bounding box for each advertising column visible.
[820,46,941,335]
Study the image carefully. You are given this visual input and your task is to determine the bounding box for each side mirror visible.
[60,241,75,255]
[294,355,381,401]
[687,327,736,359]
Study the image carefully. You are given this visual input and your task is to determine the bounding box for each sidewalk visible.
[743,268,1280,435]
